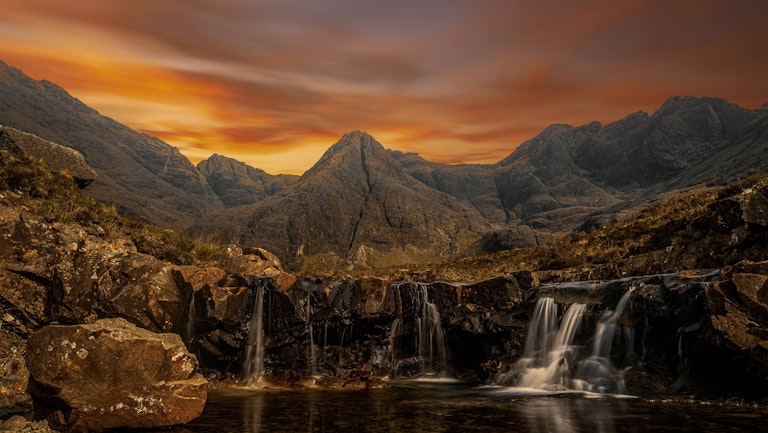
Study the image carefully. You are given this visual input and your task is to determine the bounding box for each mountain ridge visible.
[0,59,224,228]
[190,131,492,270]
[3,59,768,271]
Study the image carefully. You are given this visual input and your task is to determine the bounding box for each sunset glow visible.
[1,0,766,174]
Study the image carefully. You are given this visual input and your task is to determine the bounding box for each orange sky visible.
[0,0,766,174]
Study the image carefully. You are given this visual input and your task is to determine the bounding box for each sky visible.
[0,0,766,175]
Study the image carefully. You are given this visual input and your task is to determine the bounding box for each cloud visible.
[0,0,765,174]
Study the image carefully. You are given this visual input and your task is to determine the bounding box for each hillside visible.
[3,59,768,272]
[0,60,223,229]
[189,131,492,270]
[395,96,768,249]
[197,154,298,208]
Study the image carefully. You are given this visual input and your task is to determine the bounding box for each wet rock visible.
[25,318,207,432]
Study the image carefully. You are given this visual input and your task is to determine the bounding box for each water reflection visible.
[163,384,767,433]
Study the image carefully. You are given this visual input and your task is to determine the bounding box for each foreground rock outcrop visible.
[25,318,207,432]
[0,126,96,188]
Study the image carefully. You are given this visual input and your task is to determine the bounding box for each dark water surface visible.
[167,381,768,433]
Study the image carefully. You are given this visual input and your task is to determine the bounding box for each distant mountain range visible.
[1,58,767,270]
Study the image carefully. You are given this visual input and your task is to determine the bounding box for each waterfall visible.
[574,286,636,393]
[515,301,588,390]
[389,318,403,376]
[511,286,636,394]
[240,281,266,385]
[415,283,448,375]
[388,283,449,377]
[306,291,317,375]
[185,290,196,350]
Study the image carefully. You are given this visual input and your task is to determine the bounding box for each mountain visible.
[3,58,768,271]
[0,59,223,228]
[189,131,492,269]
[197,154,298,208]
[394,96,768,248]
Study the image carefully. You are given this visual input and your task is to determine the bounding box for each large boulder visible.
[0,126,96,188]
[25,318,207,432]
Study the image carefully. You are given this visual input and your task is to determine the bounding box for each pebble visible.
[0,415,56,432]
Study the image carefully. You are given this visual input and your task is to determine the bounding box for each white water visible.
[511,287,636,394]
[240,282,266,385]
[307,291,316,375]
[574,287,636,393]
[185,290,196,349]
[515,302,588,390]
[416,283,448,375]
[389,283,449,377]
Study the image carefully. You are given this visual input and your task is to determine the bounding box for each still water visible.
[168,380,767,433]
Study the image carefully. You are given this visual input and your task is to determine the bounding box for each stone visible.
[25,318,207,432]
[219,245,284,277]
[1,415,29,430]
[0,126,96,188]
[0,329,30,415]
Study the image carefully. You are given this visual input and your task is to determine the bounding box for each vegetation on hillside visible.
[388,176,768,282]
[4,147,768,284]
[0,149,225,267]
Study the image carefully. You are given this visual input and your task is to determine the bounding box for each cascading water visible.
[389,283,449,377]
[306,291,317,375]
[509,286,636,394]
[185,290,196,350]
[416,283,448,374]
[574,286,636,393]
[514,300,588,390]
[240,281,266,386]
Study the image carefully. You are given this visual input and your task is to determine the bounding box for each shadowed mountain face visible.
[190,97,768,268]
[0,60,223,228]
[395,96,768,241]
[190,131,492,269]
[197,154,298,208]
[3,58,768,270]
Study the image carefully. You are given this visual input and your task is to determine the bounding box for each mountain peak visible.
[331,130,381,151]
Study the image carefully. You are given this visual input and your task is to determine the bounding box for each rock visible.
[219,245,284,277]
[0,416,55,433]
[0,329,30,416]
[0,126,96,188]
[1,415,29,430]
[0,207,183,331]
[739,183,768,226]
[25,318,207,432]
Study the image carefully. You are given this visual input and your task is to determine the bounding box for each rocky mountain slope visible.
[0,60,223,229]
[2,59,768,272]
[197,153,298,208]
[2,136,768,407]
[192,98,768,270]
[395,96,768,248]
[190,131,492,269]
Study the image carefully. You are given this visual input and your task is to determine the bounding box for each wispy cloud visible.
[0,0,765,174]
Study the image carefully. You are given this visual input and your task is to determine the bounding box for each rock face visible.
[0,126,96,188]
[174,266,768,399]
[396,96,768,248]
[190,131,492,269]
[25,318,207,433]
[197,153,298,208]
[0,60,223,228]
[0,202,182,331]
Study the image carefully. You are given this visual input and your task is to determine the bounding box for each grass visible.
[0,149,228,267]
